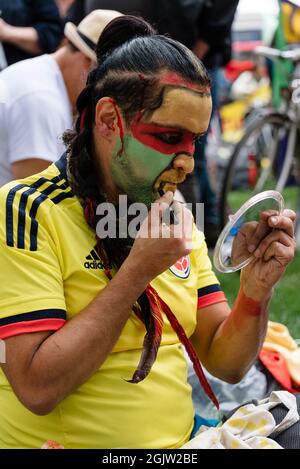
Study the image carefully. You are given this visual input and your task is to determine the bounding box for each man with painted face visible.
[107,76,211,208]
[0,16,297,449]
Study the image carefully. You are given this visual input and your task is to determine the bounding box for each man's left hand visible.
[240,209,296,301]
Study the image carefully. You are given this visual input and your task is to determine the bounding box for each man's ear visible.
[95,98,122,141]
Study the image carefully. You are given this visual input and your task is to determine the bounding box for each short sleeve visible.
[7,92,66,165]
[192,226,227,309]
[0,187,66,339]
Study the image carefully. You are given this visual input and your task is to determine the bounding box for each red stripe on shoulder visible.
[197,291,227,309]
[0,318,66,340]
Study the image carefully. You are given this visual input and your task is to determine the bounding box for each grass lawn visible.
[213,250,300,340]
[227,187,299,218]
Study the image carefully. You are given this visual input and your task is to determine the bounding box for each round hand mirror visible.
[213,190,285,273]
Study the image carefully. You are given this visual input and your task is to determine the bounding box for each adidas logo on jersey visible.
[84,248,104,270]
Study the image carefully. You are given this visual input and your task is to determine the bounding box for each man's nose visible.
[172,153,194,174]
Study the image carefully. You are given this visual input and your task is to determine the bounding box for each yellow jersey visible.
[0,154,226,449]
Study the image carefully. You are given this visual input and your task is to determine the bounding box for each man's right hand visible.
[127,191,193,282]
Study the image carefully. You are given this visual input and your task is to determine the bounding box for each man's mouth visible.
[155,179,185,195]
[159,181,176,193]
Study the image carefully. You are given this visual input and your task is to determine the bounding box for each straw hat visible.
[64,9,122,61]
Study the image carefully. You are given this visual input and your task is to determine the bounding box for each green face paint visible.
[110,133,175,207]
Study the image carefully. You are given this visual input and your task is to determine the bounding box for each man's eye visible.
[155,133,182,145]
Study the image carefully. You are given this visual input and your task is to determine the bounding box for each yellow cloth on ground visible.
[263,321,300,387]
[182,391,299,449]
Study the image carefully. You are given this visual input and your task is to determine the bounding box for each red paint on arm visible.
[227,289,269,332]
[221,289,269,338]
[233,289,263,317]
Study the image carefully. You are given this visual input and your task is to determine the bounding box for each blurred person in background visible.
[65,0,151,25]
[0,9,121,186]
[0,0,63,68]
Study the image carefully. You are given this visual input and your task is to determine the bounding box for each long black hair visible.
[63,16,216,394]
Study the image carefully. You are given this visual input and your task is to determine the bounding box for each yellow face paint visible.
[149,87,212,195]
[145,87,212,135]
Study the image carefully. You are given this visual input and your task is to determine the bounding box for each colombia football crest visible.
[169,255,190,279]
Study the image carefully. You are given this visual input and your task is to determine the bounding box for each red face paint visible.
[108,98,125,156]
[130,119,195,156]
[159,71,210,94]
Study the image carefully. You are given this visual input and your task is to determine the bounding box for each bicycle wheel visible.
[220,112,299,227]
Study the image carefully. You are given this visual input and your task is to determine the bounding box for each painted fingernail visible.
[254,248,260,257]
[248,245,256,253]
[271,216,278,225]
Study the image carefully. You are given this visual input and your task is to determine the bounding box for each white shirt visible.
[0,54,72,187]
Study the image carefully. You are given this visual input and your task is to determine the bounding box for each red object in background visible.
[225,59,256,82]
[259,350,300,394]
[248,153,258,187]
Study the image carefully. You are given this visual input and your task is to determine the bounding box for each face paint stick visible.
[159,189,179,225]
